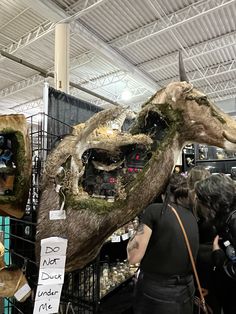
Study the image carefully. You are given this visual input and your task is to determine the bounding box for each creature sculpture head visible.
[36,53,236,271]
[0,114,31,218]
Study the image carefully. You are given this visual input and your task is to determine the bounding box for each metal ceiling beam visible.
[155,59,236,87]
[116,87,150,102]
[202,80,236,95]
[0,50,123,106]
[0,21,55,62]
[71,86,150,104]
[111,0,234,49]
[0,0,105,62]
[0,68,28,80]
[66,0,109,13]
[146,0,222,98]
[190,60,236,82]
[2,57,236,102]
[139,31,236,73]
[62,0,110,20]
[12,98,43,113]
[0,74,44,98]
[1,59,125,99]
[0,66,127,102]
[72,70,127,90]
[70,51,95,69]
[15,0,159,93]
[0,8,30,33]
[70,20,158,92]
[213,93,236,102]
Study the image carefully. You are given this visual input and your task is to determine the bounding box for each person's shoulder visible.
[147,202,163,209]
[140,203,163,227]
[143,202,163,214]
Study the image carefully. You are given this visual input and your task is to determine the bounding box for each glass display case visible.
[195,144,236,179]
[196,144,236,161]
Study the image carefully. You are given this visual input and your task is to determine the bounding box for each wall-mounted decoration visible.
[0,114,31,218]
[0,241,31,301]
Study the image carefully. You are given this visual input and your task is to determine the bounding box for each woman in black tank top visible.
[127,173,199,314]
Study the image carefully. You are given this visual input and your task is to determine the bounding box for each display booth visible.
[4,88,134,314]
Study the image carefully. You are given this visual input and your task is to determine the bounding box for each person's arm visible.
[127,222,152,264]
[212,235,225,268]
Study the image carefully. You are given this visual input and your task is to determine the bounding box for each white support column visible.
[43,81,49,116]
[55,23,70,93]
[43,81,49,161]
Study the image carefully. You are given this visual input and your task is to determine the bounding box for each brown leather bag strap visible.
[168,204,207,312]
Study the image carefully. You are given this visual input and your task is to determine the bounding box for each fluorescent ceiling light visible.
[121,88,132,101]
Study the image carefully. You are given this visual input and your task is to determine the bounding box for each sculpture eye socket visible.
[199,95,207,101]
[185,94,208,105]
[197,95,209,106]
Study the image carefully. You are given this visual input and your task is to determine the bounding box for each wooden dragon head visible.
[36,53,236,271]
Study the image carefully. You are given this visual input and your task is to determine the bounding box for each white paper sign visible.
[35,284,63,301]
[121,233,129,241]
[38,268,65,285]
[14,283,31,301]
[49,210,66,220]
[111,235,121,242]
[34,237,68,314]
[33,298,60,314]
[40,255,66,269]
[40,237,68,256]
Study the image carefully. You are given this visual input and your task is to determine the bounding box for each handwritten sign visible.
[33,298,60,314]
[38,268,65,285]
[33,237,68,314]
[35,284,62,301]
[40,255,66,269]
[40,237,68,256]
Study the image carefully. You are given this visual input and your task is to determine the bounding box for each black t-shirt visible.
[140,202,199,276]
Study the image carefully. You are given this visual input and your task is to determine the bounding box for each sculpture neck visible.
[113,129,185,226]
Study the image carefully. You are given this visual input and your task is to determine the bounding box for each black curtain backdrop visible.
[48,87,132,136]
[48,87,102,125]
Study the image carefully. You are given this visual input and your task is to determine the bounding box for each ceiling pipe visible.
[0,49,122,107]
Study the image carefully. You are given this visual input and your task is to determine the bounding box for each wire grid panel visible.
[60,261,100,314]
[3,113,75,313]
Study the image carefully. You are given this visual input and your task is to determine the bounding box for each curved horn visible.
[179,50,189,82]
[223,130,236,144]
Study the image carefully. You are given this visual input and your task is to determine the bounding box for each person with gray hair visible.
[187,166,211,191]
[195,174,236,314]
[187,167,221,313]
[187,166,211,219]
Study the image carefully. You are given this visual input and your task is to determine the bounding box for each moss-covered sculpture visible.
[36,54,236,272]
[0,114,31,218]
